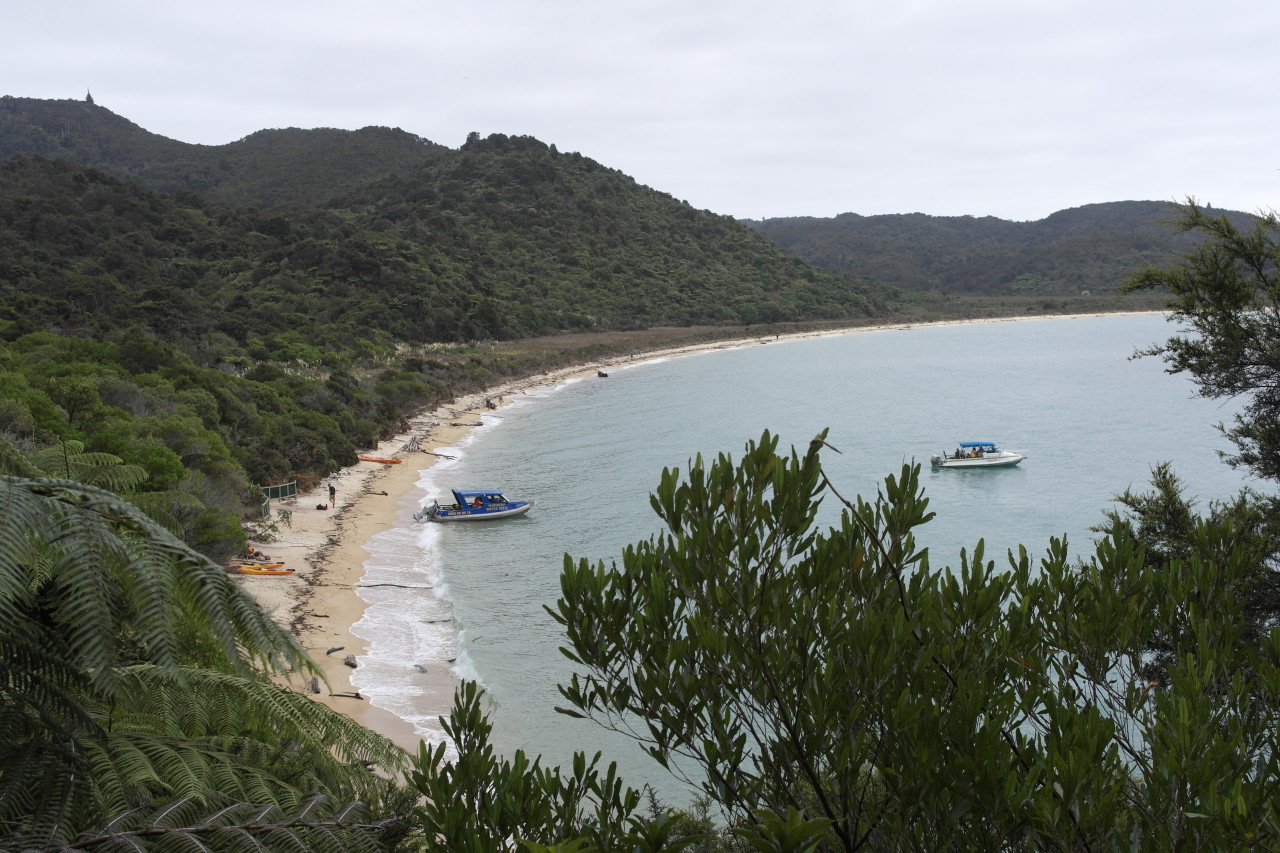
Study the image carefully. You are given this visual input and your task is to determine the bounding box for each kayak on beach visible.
[359,455,402,464]
[227,564,293,575]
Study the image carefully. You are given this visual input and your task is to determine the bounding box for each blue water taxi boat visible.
[414,489,534,522]
[931,442,1026,469]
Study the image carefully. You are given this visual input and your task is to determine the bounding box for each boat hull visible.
[416,500,534,522]
[931,453,1025,469]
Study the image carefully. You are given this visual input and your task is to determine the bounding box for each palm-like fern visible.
[27,440,149,493]
[0,475,411,850]
[61,793,395,853]
[23,439,203,537]
[84,666,407,812]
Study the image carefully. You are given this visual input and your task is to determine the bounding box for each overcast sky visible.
[8,0,1278,221]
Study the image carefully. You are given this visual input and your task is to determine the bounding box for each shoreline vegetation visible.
[249,310,1163,752]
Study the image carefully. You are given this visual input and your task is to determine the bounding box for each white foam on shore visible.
[347,512,454,743]
[346,430,477,746]
[346,391,578,745]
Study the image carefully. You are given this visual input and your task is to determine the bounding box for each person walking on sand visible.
[328,483,336,503]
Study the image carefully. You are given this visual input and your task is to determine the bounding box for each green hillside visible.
[0,95,447,211]
[744,202,1245,296]
[0,144,897,345]
[329,132,897,330]
[0,98,908,557]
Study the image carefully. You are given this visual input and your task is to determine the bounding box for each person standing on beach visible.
[328,483,336,504]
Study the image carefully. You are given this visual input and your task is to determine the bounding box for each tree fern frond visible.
[149,797,217,837]
[0,476,316,692]
[81,735,293,819]
[53,666,406,826]
[0,474,359,845]
[0,739,92,845]
[114,666,409,777]
[67,793,390,853]
[0,608,103,831]
[29,440,149,493]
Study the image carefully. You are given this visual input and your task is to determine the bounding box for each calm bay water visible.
[350,314,1258,801]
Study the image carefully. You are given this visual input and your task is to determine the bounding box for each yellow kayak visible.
[228,564,292,575]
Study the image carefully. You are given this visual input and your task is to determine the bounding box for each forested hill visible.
[327,132,898,329]
[744,202,1249,296]
[0,98,908,558]
[0,137,896,343]
[0,97,895,336]
[0,95,449,211]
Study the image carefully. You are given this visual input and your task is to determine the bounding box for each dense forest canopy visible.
[0,95,448,211]
[744,201,1253,296]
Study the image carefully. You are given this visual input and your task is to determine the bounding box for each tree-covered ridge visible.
[0,154,514,346]
[0,148,903,557]
[1,146,900,345]
[0,96,447,212]
[2,95,1228,307]
[332,132,900,329]
[744,201,1251,296]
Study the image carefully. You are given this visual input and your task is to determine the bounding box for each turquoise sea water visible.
[350,313,1258,802]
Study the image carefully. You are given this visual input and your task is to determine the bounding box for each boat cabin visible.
[950,442,999,459]
[449,489,511,509]
[415,487,533,522]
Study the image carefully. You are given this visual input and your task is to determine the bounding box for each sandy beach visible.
[243,406,488,752]
[238,312,1143,752]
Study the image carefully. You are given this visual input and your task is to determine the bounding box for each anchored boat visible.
[414,488,533,522]
[931,442,1026,469]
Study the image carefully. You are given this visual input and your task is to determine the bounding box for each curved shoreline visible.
[242,311,1161,750]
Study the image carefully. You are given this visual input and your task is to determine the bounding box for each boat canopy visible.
[450,489,509,504]
[959,442,998,448]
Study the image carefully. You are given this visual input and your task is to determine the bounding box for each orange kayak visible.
[359,455,402,464]
[229,566,294,576]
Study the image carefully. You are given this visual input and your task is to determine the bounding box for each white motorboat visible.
[931,442,1025,469]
